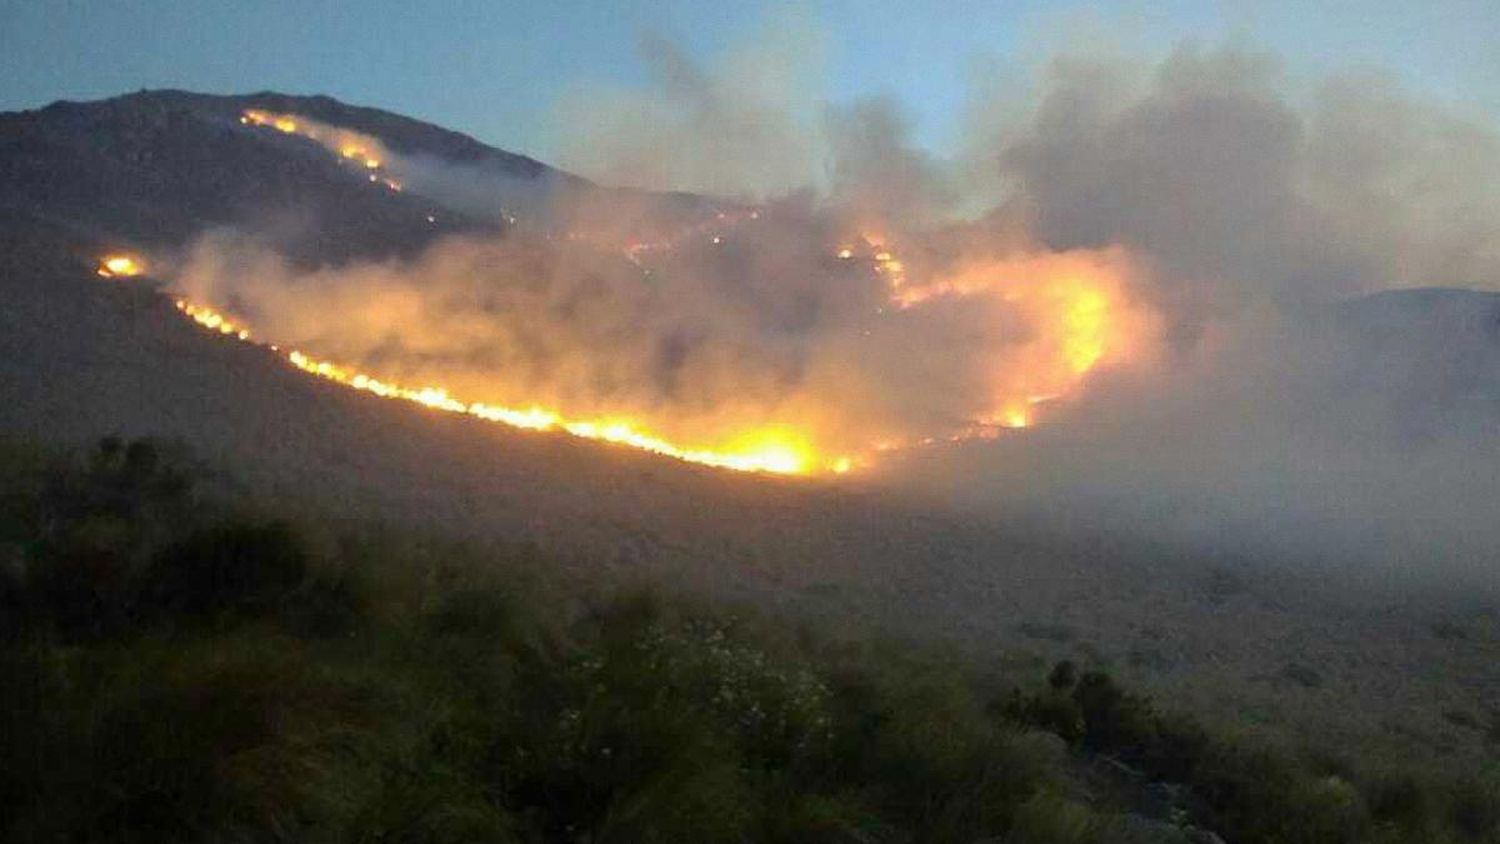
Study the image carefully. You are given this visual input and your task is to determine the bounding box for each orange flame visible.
[160,291,835,475]
[155,116,1157,474]
[97,255,143,278]
[176,300,250,340]
[100,235,1154,476]
[950,248,1153,431]
[241,109,402,192]
[849,242,1155,438]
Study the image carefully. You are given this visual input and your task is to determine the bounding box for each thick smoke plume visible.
[924,45,1500,583]
[181,36,1500,581]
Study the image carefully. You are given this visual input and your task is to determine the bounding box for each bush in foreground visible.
[1,438,1497,843]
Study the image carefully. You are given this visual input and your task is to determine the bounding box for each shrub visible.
[1072,671,1156,755]
[25,513,139,636]
[1004,792,1102,843]
[499,647,757,842]
[4,439,1499,844]
[1049,659,1078,691]
[1367,771,1430,832]
[1448,777,1500,840]
[140,520,308,620]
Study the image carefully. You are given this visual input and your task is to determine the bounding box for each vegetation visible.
[2,438,1497,842]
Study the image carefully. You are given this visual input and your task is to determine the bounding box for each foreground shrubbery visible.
[1,438,1497,843]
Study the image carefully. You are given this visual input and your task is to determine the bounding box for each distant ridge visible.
[27,88,568,181]
[0,88,728,267]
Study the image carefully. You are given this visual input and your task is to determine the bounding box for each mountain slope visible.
[1,89,1498,778]
[0,89,537,263]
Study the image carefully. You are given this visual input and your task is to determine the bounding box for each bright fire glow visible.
[241,109,402,192]
[854,234,909,288]
[176,300,250,341]
[161,291,836,475]
[103,229,1153,476]
[97,255,144,278]
[854,242,1155,438]
[146,114,1158,476]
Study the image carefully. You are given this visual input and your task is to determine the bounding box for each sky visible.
[2,1,1498,166]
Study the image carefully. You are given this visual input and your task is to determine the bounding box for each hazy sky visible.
[2,1,1497,164]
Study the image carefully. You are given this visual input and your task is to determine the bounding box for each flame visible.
[286,339,827,474]
[97,255,143,278]
[842,242,1155,438]
[176,300,250,340]
[851,233,910,289]
[335,143,382,169]
[943,248,1153,431]
[155,289,837,475]
[100,232,1153,476]
[241,109,401,192]
[172,115,1158,474]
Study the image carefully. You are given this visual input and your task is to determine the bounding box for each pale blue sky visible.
[2,1,1496,163]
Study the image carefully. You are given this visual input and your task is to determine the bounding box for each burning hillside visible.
[46,45,1500,503]
[142,276,831,474]
[241,108,404,193]
[81,103,1161,476]
[107,194,1153,477]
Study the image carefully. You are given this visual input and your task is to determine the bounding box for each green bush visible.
[1448,776,1500,840]
[1004,792,1102,843]
[141,520,308,620]
[1367,770,1431,831]
[1072,670,1156,755]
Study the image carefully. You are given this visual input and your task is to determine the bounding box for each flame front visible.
[137,112,1159,477]
[281,342,826,474]
[163,293,830,475]
[241,109,402,193]
[102,240,1152,475]
[153,255,1147,472]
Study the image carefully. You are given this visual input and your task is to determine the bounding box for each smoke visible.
[824,96,956,232]
[917,43,1500,584]
[553,20,828,199]
[176,202,1154,469]
[896,294,1500,585]
[989,46,1500,312]
[179,34,1500,582]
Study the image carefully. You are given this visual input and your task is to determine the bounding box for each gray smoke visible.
[179,35,1500,586]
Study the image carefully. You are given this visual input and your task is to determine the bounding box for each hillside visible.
[1,88,1498,791]
[11,436,1500,842]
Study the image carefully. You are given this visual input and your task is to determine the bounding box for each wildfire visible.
[947,248,1151,432]
[138,113,1157,475]
[836,240,1154,437]
[838,234,909,288]
[241,109,402,192]
[175,300,250,340]
[617,207,761,264]
[871,249,907,289]
[156,290,836,475]
[111,234,1150,474]
[97,255,143,278]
